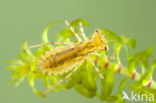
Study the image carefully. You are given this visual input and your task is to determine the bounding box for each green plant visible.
[6,19,156,102]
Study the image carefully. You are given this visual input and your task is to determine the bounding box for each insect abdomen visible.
[38,41,95,75]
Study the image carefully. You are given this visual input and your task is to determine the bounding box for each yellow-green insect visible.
[29,21,108,94]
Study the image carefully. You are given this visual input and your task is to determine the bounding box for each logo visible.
[122,91,154,102]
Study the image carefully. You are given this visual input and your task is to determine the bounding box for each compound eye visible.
[104,46,109,51]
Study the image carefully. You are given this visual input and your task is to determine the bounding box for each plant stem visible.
[119,66,156,89]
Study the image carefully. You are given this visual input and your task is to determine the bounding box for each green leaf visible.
[65,78,76,89]
[114,42,122,63]
[14,64,30,76]
[101,29,122,43]
[127,61,136,74]
[6,65,17,70]
[9,71,20,84]
[28,76,46,97]
[116,94,126,103]
[120,35,128,44]
[6,60,23,65]
[51,76,58,85]
[128,47,154,70]
[141,87,156,101]
[141,71,151,86]
[100,69,115,101]
[130,81,142,91]
[70,19,90,27]
[119,78,130,93]
[129,47,153,62]
[34,47,47,59]
[65,70,79,89]
[104,95,118,102]
[152,59,156,70]
[114,42,122,53]
[56,28,74,41]
[148,59,156,79]
[44,76,51,88]
[49,75,63,91]
[28,77,35,88]
[21,41,35,59]
[18,41,35,63]
[72,61,97,98]
[33,89,45,98]
[42,21,62,43]
[128,38,136,50]
[81,61,97,91]
[74,83,96,98]
[130,82,156,101]
[22,41,29,50]
[15,76,25,88]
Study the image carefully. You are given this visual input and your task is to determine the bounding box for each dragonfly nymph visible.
[29,21,109,94]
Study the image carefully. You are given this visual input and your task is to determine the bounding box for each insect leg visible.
[65,20,82,42]
[88,57,104,79]
[94,52,108,58]
[44,61,83,94]
[94,52,116,60]
[79,22,88,40]
[27,41,70,49]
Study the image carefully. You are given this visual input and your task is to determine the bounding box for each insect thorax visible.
[91,29,108,51]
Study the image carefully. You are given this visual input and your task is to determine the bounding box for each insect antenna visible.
[79,22,88,40]
[26,42,69,50]
[65,20,82,42]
